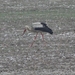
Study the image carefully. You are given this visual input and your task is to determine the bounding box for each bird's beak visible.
[22,29,26,35]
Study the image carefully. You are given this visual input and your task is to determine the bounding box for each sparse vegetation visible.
[0,0,75,75]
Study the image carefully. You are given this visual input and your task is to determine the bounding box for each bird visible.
[22,22,53,47]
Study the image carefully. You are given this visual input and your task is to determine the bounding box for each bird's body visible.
[34,22,53,34]
[22,22,53,47]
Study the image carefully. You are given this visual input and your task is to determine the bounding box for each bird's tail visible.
[48,28,53,34]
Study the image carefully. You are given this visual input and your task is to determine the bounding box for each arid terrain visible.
[0,0,75,75]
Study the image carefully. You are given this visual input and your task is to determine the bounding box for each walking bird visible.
[22,22,53,47]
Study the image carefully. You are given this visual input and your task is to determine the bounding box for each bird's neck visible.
[27,27,32,31]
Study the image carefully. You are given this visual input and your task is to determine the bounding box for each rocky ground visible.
[0,0,75,75]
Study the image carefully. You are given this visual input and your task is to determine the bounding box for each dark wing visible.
[34,26,53,34]
[41,22,53,34]
[41,22,47,27]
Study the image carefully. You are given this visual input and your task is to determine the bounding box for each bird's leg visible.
[40,32,47,46]
[30,33,38,47]
[40,32,44,41]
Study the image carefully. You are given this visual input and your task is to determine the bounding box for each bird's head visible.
[22,25,31,35]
